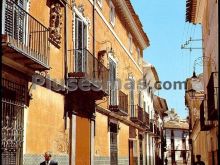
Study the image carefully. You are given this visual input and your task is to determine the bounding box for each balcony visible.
[200,100,212,131]
[109,90,128,116]
[149,121,154,133]
[130,105,143,124]
[2,0,50,72]
[143,111,149,127]
[182,140,186,150]
[154,124,157,134]
[207,72,218,121]
[156,126,160,136]
[154,124,160,137]
[67,49,109,100]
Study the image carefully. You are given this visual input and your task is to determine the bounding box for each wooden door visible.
[129,140,134,165]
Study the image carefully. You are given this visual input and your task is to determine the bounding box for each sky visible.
[131,0,203,119]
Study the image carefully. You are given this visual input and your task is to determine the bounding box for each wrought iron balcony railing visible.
[130,105,143,124]
[2,0,50,71]
[68,49,109,98]
[207,72,218,120]
[154,124,156,134]
[109,90,128,116]
[156,126,160,136]
[150,121,153,132]
[143,111,150,127]
[200,100,212,131]
[182,140,186,150]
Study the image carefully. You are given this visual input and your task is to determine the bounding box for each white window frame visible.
[137,48,141,65]
[109,54,118,105]
[73,7,89,72]
[109,0,115,26]
[128,75,135,117]
[97,0,102,8]
[128,33,133,54]
[73,7,89,49]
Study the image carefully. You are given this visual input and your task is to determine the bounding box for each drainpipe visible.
[63,2,72,165]
[64,4,68,90]
[91,2,96,165]
[92,0,96,79]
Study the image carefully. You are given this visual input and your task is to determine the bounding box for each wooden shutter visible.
[5,0,14,36]
[5,0,25,42]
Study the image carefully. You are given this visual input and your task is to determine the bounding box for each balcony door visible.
[130,78,135,117]
[109,58,117,105]
[75,15,87,72]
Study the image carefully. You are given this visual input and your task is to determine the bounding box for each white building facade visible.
[163,110,191,165]
[142,61,164,165]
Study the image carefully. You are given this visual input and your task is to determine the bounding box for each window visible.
[75,15,88,72]
[137,48,141,65]
[128,33,133,54]
[129,78,135,117]
[97,0,102,8]
[151,91,153,101]
[138,91,142,107]
[171,130,174,137]
[144,101,146,112]
[148,87,151,94]
[5,0,26,43]
[109,0,115,26]
[109,58,117,105]
[2,78,26,165]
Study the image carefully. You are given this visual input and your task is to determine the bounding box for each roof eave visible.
[114,0,150,49]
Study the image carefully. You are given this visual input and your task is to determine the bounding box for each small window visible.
[138,91,142,107]
[74,15,88,72]
[97,0,102,8]
[110,0,115,26]
[128,34,133,54]
[109,58,117,105]
[144,101,146,112]
[137,48,141,64]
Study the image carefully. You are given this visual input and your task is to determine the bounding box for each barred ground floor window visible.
[1,78,26,165]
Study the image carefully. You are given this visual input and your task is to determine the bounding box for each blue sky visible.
[131,0,203,118]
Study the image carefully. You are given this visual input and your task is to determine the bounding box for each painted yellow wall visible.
[94,112,109,157]
[26,84,68,154]
[193,131,209,165]
[118,124,129,157]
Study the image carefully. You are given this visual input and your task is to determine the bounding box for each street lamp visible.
[191,71,197,79]
[186,88,196,99]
